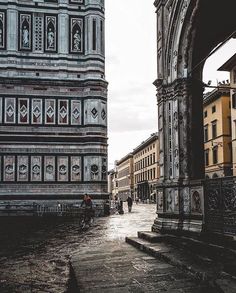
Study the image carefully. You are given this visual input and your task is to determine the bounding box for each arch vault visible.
[153,0,236,233]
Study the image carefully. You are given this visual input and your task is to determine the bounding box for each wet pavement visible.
[0,203,155,293]
[0,204,221,292]
[71,204,217,293]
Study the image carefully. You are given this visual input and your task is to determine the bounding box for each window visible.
[204,125,208,142]
[213,146,218,164]
[232,93,236,109]
[92,19,97,50]
[204,110,207,118]
[212,105,216,113]
[212,121,217,139]
[205,149,209,166]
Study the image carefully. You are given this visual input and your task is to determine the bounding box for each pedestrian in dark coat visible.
[127,196,133,212]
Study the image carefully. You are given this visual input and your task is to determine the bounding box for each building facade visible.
[0,0,108,211]
[133,133,159,202]
[203,86,232,178]
[219,54,236,176]
[107,165,118,200]
[116,153,134,201]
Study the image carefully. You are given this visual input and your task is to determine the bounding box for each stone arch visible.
[153,0,236,234]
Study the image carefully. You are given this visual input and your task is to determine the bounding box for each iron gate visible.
[204,177,236,235]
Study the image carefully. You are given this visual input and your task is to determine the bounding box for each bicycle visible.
[79,207,95,230]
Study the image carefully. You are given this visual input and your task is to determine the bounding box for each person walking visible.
[80,194,94,226]
[127,196,133,212]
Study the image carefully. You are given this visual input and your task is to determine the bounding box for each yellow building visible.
[218,54,236,175]
[116,153,134,200]
[133,133,160,202]
[203,86,232,178]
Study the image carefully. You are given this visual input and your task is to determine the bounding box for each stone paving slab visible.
[70,204,219,293]
[71,240,217,292]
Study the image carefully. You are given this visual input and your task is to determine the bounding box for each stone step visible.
[138,231,236,262]
[125,236,214,281]
[126,234,236,292]
[137,231,169,243]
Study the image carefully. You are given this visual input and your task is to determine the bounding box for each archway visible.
[153,0,236,234]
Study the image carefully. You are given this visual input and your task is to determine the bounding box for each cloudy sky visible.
[105,0,236,168]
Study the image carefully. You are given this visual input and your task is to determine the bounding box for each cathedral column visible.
[153,77,205,234]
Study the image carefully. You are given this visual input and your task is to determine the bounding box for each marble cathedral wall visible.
[0,0,108,209]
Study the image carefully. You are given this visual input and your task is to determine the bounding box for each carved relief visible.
[45,15,57,52]
[4,156,15,181]
[31,156,42,181]
[91,164,99,180]
[17,156,28,181]
[58,157,68,182]
[0,11,5,49]
[71,156,81,181]
[70,17,83,53]
[84,157,101,181]
[20,14,31,50]
[182,187,190,213]
[166,189,174,212]
[44,156,55,181]
[191,188,203,213]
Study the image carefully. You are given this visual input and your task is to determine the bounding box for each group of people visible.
[114,196,133,214]
[80,194,134,222]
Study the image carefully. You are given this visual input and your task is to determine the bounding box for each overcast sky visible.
[105,0,236,169]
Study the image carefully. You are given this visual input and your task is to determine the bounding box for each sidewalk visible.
[70,204,217,292]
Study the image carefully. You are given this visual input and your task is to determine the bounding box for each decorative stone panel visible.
[45,15,57,52]
[19,13,32,51]
[31,156,42,182]
[70,17,84,54]
[3,156,15,182]
[58,156,69,182]
[44,156,56,182]
[17,156,29,182]
[190,186,204,214]
[0,11,6,50]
